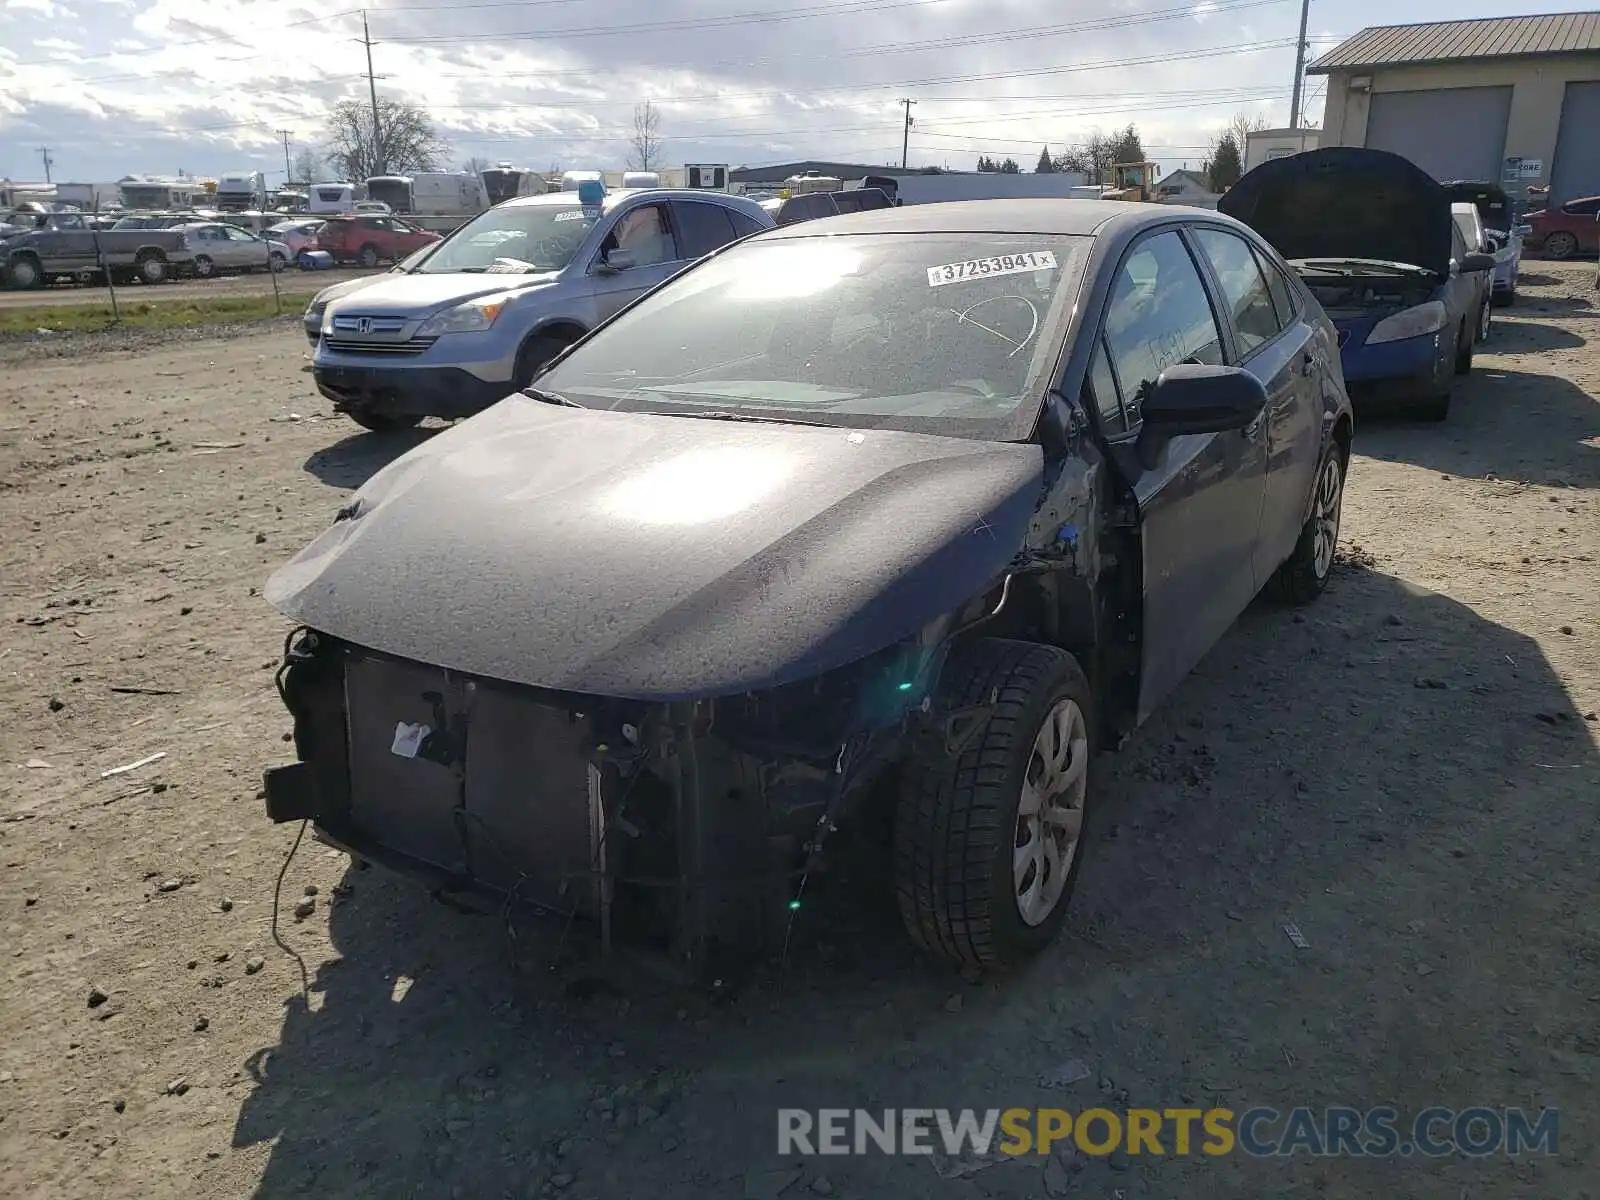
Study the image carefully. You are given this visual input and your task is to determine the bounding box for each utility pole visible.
[279,130,293,181]
[38,146,54,183]
[900,98,916,169]
[362,10,384,175]
[1288,0,1311,129]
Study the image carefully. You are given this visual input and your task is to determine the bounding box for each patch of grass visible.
[0,290,322,336]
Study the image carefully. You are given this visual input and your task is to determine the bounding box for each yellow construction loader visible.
[1103,161,1160,202]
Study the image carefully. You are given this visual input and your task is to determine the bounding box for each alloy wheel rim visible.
[1014,697,1088,927]
[1479,301,1491,341]
[1312,454,1343,579]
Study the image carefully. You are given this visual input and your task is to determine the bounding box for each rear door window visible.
[1101,230,1224,426]
[671,201,738,258]
[1192,227,1283,355]
[728,208,769,238]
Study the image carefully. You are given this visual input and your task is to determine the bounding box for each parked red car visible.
[1525,195,1600,260]
[312,215,439,267]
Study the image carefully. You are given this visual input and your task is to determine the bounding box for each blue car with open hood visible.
[1220,147,1496,422]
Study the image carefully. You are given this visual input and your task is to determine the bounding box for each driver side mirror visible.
[596,248,635,275]
[1461,252,1496,273]
[1140,364,1267,437]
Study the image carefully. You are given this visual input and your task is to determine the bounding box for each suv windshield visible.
[538,232,1090,439]
[415,200,600,274]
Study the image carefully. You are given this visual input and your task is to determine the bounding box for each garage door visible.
[1551,80,1600,205]
[1365,86,1513,181]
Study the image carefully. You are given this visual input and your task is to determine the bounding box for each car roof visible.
[760,198,1190,238]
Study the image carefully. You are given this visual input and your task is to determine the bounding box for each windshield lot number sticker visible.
[927,250,1056,287]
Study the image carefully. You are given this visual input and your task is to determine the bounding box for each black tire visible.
[136,253,168,285]
[1269,442,1346,604]
[357,244,380,268]
[192,255,214,279]
[1415,387,1452,422]
[1453,320,1473,375]
[348,411,422,433]
[1543,231,1578,261]
[514,332,578,388]
[269,252,286,273]
[894,638,1095,971]
[5,255,42,290]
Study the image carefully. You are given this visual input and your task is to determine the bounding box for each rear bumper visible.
[313,363,515,418]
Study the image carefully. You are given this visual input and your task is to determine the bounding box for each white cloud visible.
[3,0,1553,182]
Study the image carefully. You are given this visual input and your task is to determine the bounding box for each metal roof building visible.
[1312,12,1600,204]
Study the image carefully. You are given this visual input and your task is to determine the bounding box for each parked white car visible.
[265,219,325,257]
[175,222,291,276]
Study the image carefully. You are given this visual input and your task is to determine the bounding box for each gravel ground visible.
[0,267,376,311]
[0,263,1596,1199]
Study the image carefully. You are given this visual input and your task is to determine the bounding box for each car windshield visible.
[414,200,600,274]
[538,232,1090,439]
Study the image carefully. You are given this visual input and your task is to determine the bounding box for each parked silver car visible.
[175,222,290,276]
[309,186,775,431]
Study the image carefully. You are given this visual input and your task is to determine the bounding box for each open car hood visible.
[265,399,1043,700]
[1219,147,1452,277]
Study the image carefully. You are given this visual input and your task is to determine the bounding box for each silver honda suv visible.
[308,187,775,432]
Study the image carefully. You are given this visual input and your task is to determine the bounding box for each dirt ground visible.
[1,263,1597,1200]
[0,267,376,311]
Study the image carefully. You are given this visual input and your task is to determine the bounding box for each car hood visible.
[265,400,1043,700]
[1219,146,1452,277]
[322,270,560,316]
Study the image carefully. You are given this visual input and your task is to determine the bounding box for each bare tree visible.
[289,146,321,184]
[629,101,664,171]
[1224,110,1270,152]
[1056,130,1120,183]
[461,156,492,177]
[323,97,449,181]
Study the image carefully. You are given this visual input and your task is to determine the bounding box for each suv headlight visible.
[417,296,510,337]
[1366,300,1447,345]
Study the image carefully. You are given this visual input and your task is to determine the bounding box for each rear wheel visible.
[357,244,380,267]
[894,638,1095,971]
[1476,296,1492,343]
[348,411,422,434]
[269,252,287,272]
[1544,231,1578,260]
[136,252,169,285]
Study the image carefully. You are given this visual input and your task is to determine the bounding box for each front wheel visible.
[191,255,215,278]
[1269,444,1345,604]
[1477,297,1492,343]
[1543,231,1578,260]
[894,638,1095,971]
[5,256,42,289]
[348,411,422,434]
[269,252,287,272]
[1453,320,1473,375]
[357,244,380,268]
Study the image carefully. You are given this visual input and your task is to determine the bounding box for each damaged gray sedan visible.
[263,200,1354,972]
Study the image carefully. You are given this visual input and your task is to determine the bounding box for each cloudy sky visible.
[0,0,1584,185]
